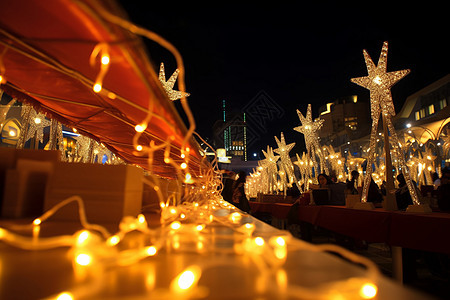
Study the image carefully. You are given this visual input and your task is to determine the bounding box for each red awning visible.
[0,0,208,178]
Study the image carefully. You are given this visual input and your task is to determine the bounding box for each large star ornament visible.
[294,103,324,138]
[158,62,190,101]
[350,41,410,118]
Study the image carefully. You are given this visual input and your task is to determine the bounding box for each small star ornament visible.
[294,104,328,175]
[158,62,190,101]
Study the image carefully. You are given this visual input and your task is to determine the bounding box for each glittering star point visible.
[158,62,190,101]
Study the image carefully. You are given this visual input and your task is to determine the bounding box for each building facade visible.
[318,95,371,156]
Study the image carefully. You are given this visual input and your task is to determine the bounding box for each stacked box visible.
[0,148,60,217]
[44,162,144,225]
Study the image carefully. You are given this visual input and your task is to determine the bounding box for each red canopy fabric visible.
[0,0,208,178]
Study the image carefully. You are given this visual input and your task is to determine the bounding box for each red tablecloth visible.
[249,202,294,219]
[297,205,450,254]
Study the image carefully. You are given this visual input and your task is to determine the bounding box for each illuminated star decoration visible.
[294,152,311,193]
[158,62,190,101]
[274,132,297,188]
[324,145,345,181]
[351,41,419,205]
[75,134,94,163]
[262,145,280,193]
[294,104,329,178]
[24,110,51,145]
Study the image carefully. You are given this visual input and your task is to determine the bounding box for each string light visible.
[0,6,388,299]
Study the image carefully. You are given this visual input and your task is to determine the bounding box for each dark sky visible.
[117,2,448,157]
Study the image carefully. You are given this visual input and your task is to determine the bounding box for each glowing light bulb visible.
[360,283,377,299]
[275,236,286,246]
[180,162,187,169]
[8,130,15,137]
[146,246,157,256]
[135,123,146,132]
[108,235,120,246]
[0,75,5,84]
[164,157,171,164]
[101,55,110,65]
[196,224,204,231]
[244,223,254,229]
[138,214,146,224]
[75,253,92,266]
[93,83,102,93]
[56,292,74,300]
[254,237,264,246]
[171,266,201,292]
[34,117,41,124]
[184,173,194,184]
[76,230,90,245]
[170,221,181,230]
[33,218,41,226]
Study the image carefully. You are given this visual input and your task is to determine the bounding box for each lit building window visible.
[419,108,426,118]
[415,111,420,121]
[428,104,434,115]
[440,98,447,109]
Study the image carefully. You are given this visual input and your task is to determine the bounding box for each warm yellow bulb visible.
[108,235,120,246]
[180,162,187,169]
[8,130,16,137]
[196,224,204,231]
[275,236,286,246]
[76,230,90,245]
[254,237,265,246]
[93,83,102,93]
[184,173,194,184]
[146,246,157,256]
[34,117,41,124]
[229,212,242,223]
[360,283,377,299]
[75,253,92,266]
[138,214,146,224]
[56,292,74,300]
[33,218,41,226]
[136,145,143,151]
[135,123,146,132]
[170,221,181,230]
[176,269,199,290]
[244,223,254,229]
[101,55,110,65]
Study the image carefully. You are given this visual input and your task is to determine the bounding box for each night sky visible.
[117,2,448,158]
